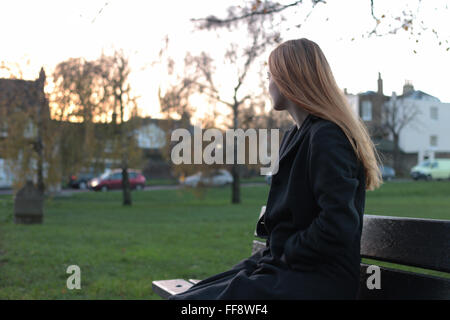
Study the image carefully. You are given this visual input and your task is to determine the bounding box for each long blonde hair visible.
[268,38,383,191]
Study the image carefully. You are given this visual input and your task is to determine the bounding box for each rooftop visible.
[397,90,440,102]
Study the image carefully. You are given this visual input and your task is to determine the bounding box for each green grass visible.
[364,180,450,220]
[145,178,178,186]
[144,176,266,186]
[0,180,449,299]
[241,176,266,183]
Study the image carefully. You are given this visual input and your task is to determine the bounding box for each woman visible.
[169,38,383,300]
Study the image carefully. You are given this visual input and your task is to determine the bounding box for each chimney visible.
[391,91,397,102]
[38,67,46,84]
[377,72,383,95]
[36,67,46,91]
[403,80,414,95]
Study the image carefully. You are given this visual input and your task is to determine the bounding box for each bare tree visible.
[51,53,142,205]
[185,14,281,204]
[100,50,142,206]
[192,0,449,51]
[52,57,108,181]
[158,54,198,127]
[381,93,421,174]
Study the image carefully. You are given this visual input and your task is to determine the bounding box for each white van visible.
[410,159,450,180]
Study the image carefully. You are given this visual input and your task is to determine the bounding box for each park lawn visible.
[145,178,178,186]
[0,181,449,299]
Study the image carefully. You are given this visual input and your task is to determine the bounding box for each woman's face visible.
[268,71,287,111]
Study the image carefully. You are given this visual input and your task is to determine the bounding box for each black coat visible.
[169,113,366,300]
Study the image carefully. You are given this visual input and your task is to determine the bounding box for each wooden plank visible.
[252,239,267,255]
[188,279,201,285]
[255,206,268,239]
[358,263,450,300]
[361,215,450,273]
[252,240,450,299]
[151,279,194,299]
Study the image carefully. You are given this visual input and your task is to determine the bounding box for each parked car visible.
[380,165,396,181]
[410,159,450,181]
[68,169,101,189]
[88,169,146,191]
[181,169,233,187]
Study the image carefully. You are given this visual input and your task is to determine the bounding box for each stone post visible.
[14,180,44,224]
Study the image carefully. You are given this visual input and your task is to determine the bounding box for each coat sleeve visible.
[282,122,361,269]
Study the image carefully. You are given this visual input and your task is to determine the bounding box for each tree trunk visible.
[121,120,132,206]
[121,166,132,206]
[231,164,241,204]
[231,102,241,204]
[36,94,45,195]
[119,93,132,206]
[392,133,400,176]
[36,140,45,194]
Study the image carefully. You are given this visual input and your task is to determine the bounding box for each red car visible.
[88,169,146,191]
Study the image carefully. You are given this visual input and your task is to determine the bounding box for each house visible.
[357,73,391,140]
[346,75,450,176]
[52,116,191,181]
[0,67,194,186]
[0,68,50,188]
[391,83,450,164]
[344,89,359,117]
[345,74,394,169]
[136,117,192,179]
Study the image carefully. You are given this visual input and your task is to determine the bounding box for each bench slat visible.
[255,206,268,239]
[361,215,450,273]
[252,240,450,299]
[189,279,201,285]
[252,239,267,255]
[151,279,194,299]
[358,263,450,299]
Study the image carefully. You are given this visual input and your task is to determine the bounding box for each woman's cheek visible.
[269,82,283,110]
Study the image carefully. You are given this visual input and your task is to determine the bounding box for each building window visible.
[430,135,438,147]
[430,106,438,120]
[361,101,372,121]
[0,121,7,138]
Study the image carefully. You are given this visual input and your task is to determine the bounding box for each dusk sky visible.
[1,0,449,124]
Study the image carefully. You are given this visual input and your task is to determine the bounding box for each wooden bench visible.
[152,206,450,299]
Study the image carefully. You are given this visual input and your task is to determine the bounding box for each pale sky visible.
[1,0,449,123]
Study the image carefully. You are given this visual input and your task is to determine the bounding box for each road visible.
[1,178,425,196]
[0,182,270,196]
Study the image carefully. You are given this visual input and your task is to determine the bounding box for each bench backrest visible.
[254,207,450,299]
[358,214,450,299]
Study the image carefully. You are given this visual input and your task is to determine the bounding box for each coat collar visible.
[278,113,319,163]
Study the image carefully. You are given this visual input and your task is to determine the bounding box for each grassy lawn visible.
[144,176,267,186]
[241,176,267,184]
[145,178,178,186]
[0,180,449,299]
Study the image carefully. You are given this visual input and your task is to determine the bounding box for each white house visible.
[0,158,13,188]
[344,90,359,117]
[136,122,167,150]
[387,84,450,163]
